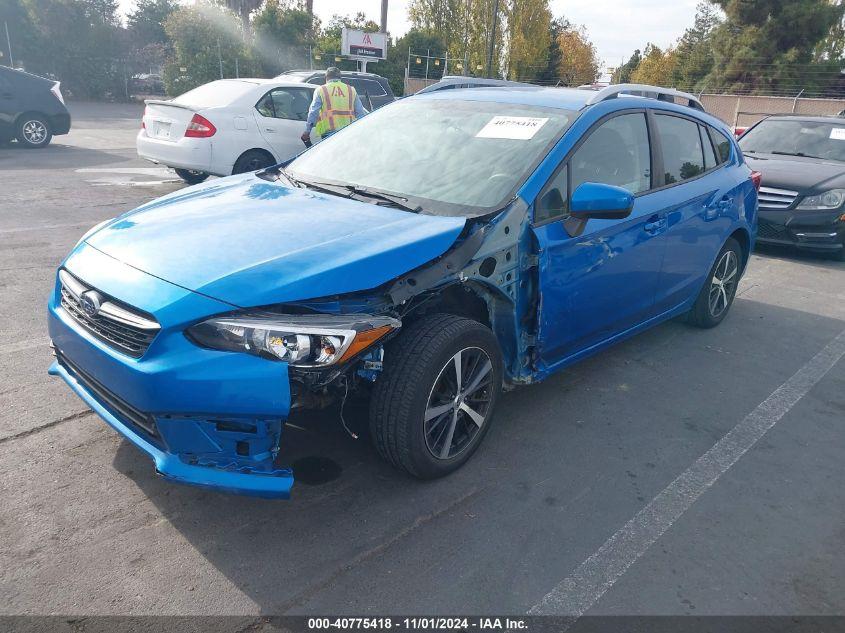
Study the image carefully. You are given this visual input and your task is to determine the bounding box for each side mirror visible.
[569,182,634,220]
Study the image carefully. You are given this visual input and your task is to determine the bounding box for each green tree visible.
[504,0,552,80]
[128,0,177,47]
[556,23,600,86]
[534,17,570,85]
[383,28,449,95]
[630,43,678,86]
[611,49,641,84]
[703,0,845,95]
[252,0,316,75]
[0,0,39,68]
[163,4,258,95]
[671,2,721,91]
[16,0,127,98]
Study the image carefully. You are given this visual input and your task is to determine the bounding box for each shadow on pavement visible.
[0,143,136,170]
[754,243,844,270]
[109,298,845,615]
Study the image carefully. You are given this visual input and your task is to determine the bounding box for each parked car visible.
[416,75,535,94]
[0,65,70,148]
[739,115,845,260]
[137,78,317,184]
[274,70,395,109]
[49,84,758,498]
[129,73,165,96]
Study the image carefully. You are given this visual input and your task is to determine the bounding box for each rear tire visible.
[232,149,275,175]
[16,114,52,148]
[174,168,209,185]
[369,314,503,479]
[687,238,742,328]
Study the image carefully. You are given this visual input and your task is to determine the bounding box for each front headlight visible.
[186,313,400,367]
[796,189,845,210]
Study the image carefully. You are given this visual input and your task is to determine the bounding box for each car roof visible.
[223,78,316,88]
[412,85,726,127]
[278,69,387,79]
[0,65,52,84]
[415,86,608,111]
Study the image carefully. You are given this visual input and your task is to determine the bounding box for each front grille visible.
[56,349,159,439]
[758,186,798,210]
[757,219,788,240]
[59,270,160,358]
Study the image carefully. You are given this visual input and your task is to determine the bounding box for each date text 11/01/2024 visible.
[307,618,528,630]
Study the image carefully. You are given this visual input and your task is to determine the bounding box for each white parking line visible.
[528,328,845,621]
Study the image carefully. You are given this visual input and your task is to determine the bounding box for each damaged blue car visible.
[48,84,758,498]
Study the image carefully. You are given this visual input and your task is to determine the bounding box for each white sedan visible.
[137,78,318,184]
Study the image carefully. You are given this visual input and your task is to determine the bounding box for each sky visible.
[118,0,704,71]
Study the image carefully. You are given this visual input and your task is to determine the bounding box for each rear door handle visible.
[264,127,276,133]
[644,215,667,235]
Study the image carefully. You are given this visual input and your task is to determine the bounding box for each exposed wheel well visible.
[405,283,491,328]
[729,228,751,270]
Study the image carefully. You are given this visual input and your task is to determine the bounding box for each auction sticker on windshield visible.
[476,116,549,140]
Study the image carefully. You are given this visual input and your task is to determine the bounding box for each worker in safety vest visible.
[301,67,368,143]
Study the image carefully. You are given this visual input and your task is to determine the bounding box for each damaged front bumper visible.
[47,252,296,499]
[49,354,294,497]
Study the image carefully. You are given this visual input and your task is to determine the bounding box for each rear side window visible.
[570,112,652,195]
[655,114,705,184]
[700,125,718,169]
[709,127,732,164]
[256,88,313,121]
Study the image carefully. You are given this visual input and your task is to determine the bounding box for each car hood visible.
[85,174,466,307]
[744,154,845,193]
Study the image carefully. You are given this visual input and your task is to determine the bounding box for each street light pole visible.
[4,21,13,68]
[485,0,500,78]
[380,0,388,33]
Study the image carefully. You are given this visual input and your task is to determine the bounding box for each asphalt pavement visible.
[1,102,844,619]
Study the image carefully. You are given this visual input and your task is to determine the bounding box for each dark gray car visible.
[0,65,71,148]
[274,70,395,110]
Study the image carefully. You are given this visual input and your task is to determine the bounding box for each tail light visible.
[50,82,64,105]
[734,127,747,138]
[185,113,216,138]
[750,171,762,191]
[141,107,147,130]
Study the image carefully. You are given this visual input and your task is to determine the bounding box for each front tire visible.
[370,314,503,479]
[174,168,209,185]
[16,114,52,148]
[688,237,742,328]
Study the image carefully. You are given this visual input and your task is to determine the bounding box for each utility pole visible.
[4,21,13,67]
[380,0,388,33]
[485,0,500,78]
[217,38,223,79]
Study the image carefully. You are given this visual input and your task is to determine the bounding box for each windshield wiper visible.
[342,185,423,213]
[292,178,422,213]
[770,150,825,159]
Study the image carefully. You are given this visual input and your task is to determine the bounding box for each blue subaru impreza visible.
[48,84,758,498]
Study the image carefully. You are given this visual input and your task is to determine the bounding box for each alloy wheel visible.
[22,120,47,145]
[424,347,494,460]
[708,250,738,318]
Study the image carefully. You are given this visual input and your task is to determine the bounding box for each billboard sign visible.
[341,28,387,60]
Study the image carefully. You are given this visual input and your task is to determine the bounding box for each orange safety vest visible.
[315,80,357,136]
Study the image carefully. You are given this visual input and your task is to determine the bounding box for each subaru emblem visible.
[80,291,102,317]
